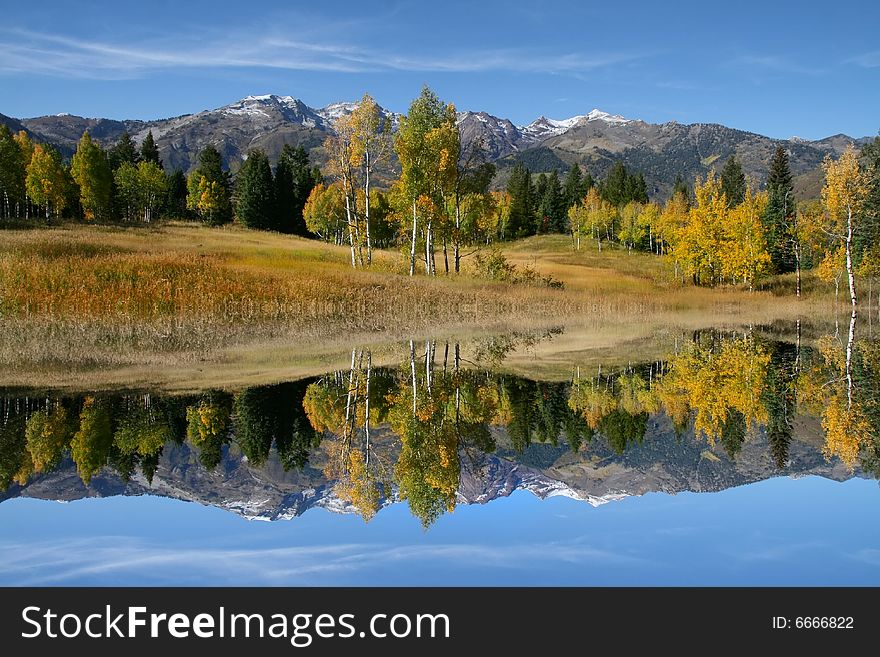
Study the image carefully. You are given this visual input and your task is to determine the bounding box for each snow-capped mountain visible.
[520,109,633,142]
[315,100,402,131]
[218,94,325,128]
[7,93,870,197]
[1,413,855,523]
[457,110,524,159]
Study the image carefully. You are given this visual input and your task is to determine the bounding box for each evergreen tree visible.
[534,172,548,208]
[0,125,26,219]
[719,155,746,207]
[562,162,593,210]
[763,342,796,470]
[672,174,691,207]
[275,144,319,235]
[460,162,496,195]
[538,169,566,233]
[70,131,112,222]
[108,132,139,171]
[163,169,188,218]
[139,131,162,168]
[506,162,535,238]
[855,135,880,265]
[626,171,649,204]
[235,149,276,230]
[232,382,319,470]
[601,161,647,206]
[186,145,231,225]
[601,161,630,206]
[763,146,795,273]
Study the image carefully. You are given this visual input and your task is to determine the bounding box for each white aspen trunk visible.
[846,309,856,409]
[845,205,857,312]
[425,339,432,394]
[454,197,461,274]
[409,201,417,276]
[430,227,436,276]
[344,349,356,423]
[344,185,356,267]
[454,342,461,435]
[364,351,371,465]
[364,150,372,265]
[410,340,417,415]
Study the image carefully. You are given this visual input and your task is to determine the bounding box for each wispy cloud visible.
[0,27,644,80]
[733,54,828,76]
[848,50,880,68]
[0,536,645,585]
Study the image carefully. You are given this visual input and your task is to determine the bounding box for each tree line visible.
[2,329,877,526]
[2,87,878,304]
[0,125,322,235]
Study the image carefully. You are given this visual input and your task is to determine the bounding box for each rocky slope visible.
[3,94,872,198]
[0,416,856,522]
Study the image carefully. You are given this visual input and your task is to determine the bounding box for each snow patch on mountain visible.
[316,101,359,124]
[316,101,402,131]
[585,108,631,124]
[521,108,632,141]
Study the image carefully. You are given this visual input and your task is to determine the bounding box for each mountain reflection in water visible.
[2,327,878,527]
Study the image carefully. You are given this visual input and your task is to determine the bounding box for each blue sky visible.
[0,0,878,139]
[1,476,878,585]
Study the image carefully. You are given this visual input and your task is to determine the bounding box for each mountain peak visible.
[521,109,633,140]
[584,108,631,125]
[315,100,402,130]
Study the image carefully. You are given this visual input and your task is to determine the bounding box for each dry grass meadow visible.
[0,222,846,390]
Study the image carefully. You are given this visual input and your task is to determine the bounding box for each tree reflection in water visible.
[1,327,878,527]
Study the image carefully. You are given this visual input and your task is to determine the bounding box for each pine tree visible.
[719,155,746,207]
[581,169,595,198]
[601,161,630,206]
[626,171,649,204]
[70,131,112,222]
[139,131,162,168]
[538,169,565,233]
[0,125,26,219]
[534,172,548,208]
[855,136,880,266]
[563,163,593,211]
[235,149,276,230]
[275,144,318,235]
[763,146,795,273]
[108,132,140,171]
[163,169,188,218]
[506,162,535,238]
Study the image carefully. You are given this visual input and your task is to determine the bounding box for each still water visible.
[1,328,879,585]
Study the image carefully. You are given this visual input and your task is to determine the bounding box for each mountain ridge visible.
[0,416,856,523]
[3,94,873,199]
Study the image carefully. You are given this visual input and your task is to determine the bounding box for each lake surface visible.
[1,327,879,585]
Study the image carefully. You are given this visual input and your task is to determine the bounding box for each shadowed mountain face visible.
[5,416,852,523]
[7,95,871,196]
[1,330,877,527]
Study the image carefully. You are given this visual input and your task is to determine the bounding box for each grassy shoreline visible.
[0,221,849,389]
